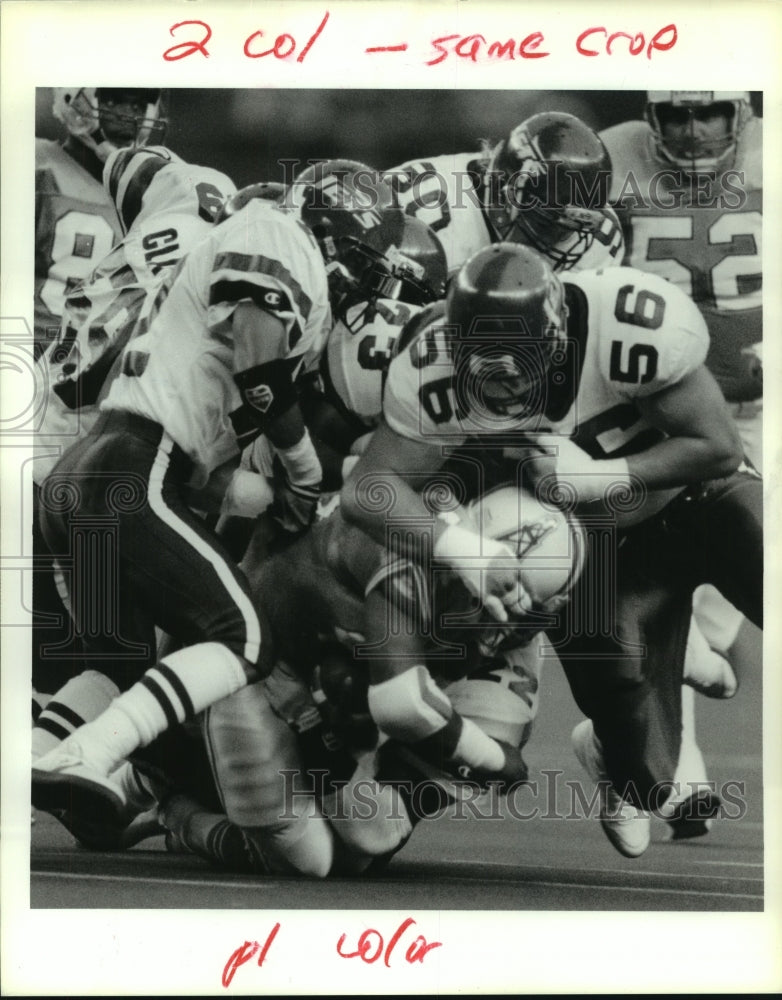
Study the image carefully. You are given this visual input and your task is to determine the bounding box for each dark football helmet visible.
[389,215,448,305]
[645,91,753,173]
[286,159,439,320]
[446,243,568,419]
[52,87,167,162]
[483,112,612,270]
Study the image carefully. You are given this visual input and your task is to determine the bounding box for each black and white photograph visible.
[2,1,781,995]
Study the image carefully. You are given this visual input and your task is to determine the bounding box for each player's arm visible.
[530,365,742,501]
[528,365,743,502]
[361,573,527,788]
[628,365,743,486]
[341,420,530,623]
[232,301,322,531]
[340,417,446,541]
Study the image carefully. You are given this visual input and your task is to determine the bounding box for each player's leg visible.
[203,679,335,877]
[687,470,763,631]
[553,519,694,832]
[32,418,265,828]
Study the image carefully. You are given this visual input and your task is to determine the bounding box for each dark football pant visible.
[38,411,265,693]
[32,483,86,694]
[548,468,763,810]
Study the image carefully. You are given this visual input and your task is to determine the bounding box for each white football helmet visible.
[465,483,586,614]
[645,91,753,173]
[52,87,166,162]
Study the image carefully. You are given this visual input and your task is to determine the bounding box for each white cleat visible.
[32,741,127,840]
[683,625,739,699]
[571,719,651,859]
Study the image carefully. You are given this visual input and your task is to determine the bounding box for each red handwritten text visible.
[163,12,329,62]
[163,20,212,61]
[244,11,329,61]
[426,32,548,64]
[576,23,677,59]
[222,923,281,989]
[162,15,679,64]
[337,917,442,967]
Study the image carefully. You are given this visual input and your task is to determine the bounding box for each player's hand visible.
[271,474,321,534]
[457,740,529,793]
[434,523,531,623]
[525,435,621,504]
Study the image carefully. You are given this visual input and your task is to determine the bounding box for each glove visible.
[455,739,529,793]
[270,474,321,534]
[434,522,531,623]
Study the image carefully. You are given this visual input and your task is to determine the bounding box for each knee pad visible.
[203,681,303,828]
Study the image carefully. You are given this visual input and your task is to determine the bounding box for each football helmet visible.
[284,159,418,319]
[645,91,753,173]
[484,112,613,269]
[52,87,167,162]
[391,216,448,305]
[446,243,568,420]
[465,483,586,614]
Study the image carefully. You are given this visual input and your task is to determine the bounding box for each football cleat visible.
[571,719,651,858]
[32,741,127,839]
[665,788,722,841]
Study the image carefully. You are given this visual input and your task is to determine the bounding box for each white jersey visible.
[384,267,709,523]
[322,298,425,427]
[103,199,332,486]
[35,139,123,351]
[385,151,624,275]
[34,149,237,485]
[600,116,762,402]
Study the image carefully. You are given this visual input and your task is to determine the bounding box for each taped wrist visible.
[276,431,322,487]
[367,665,453,743]
[434,522,506,566]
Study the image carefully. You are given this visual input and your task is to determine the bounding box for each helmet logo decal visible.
[507,126,546,183]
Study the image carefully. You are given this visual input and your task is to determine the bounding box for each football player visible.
[298,212,449,487]
[141,481,577,877]
[385,111,624,277]
[340,243,762,857]
[600,91,763,833]
[30,161,410,835]
[35,88,167,361]
[31,145,237,738]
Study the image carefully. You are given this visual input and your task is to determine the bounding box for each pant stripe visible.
[147,435,261,662]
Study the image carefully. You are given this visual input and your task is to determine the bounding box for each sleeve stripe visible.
[107,148,171,234]
[212,252,313,320]
[118,156,171,233]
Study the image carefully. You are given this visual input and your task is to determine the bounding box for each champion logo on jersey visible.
[245,384,275,412]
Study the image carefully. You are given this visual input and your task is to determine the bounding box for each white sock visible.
[63,642,249,775]
[662,685,709,815]
[33,671,120,760]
